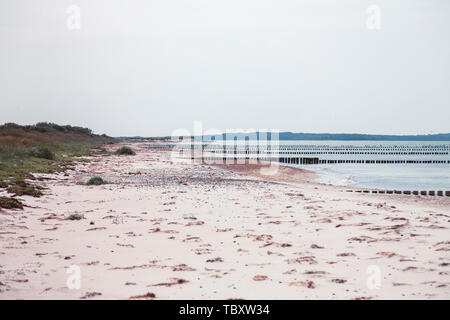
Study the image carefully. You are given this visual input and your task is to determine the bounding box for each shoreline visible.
[0,142,449,299]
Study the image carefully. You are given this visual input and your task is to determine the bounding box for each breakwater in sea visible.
[152,140,450,165]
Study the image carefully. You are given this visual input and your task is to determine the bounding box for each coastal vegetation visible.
[115,146,136,155]
[0,122,116,210]
[86,176,107,185]
[64,212,85,220]
[0,196,24,209]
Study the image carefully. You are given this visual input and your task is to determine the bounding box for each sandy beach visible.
[0,142,449,300]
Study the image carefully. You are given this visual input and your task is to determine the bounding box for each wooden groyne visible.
[278,157,449,165]
[346,189,450,197]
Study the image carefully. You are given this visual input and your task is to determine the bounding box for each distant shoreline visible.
[198,132,450,141]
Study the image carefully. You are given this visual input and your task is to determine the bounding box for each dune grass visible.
[115,146,136,155]
[33,146,55,160]
[0,142,114,197]
[86,176,107,185]
[0,123,117,202]
[65,212,85,220]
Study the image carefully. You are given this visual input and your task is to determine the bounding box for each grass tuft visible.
[33,146,55,160]
[115,146,136,155]
[86,176,106,185]
[65,213,85,220]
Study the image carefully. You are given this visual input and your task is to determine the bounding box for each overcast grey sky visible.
[1,0,449,136]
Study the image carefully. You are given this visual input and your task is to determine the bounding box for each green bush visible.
[115,146,136,155]
[34,146,55,160]
[65,213,85,220]
[86,176,106,185]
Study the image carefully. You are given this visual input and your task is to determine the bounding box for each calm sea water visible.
[312,164,450,190]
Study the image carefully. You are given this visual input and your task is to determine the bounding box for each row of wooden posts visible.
[347,190,450,196]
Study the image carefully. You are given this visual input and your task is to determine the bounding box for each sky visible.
[1,0,449,137]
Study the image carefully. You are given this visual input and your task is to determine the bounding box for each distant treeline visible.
[199,132,450,141]
[0,122,112,146]
[1,122,95,136]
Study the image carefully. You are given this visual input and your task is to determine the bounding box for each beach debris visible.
[283,269,297,275]
[312,218,332,223]
[247,234,273,242]
[288,280,315,288]
[376,251,397,258]
[267,250,283,256]
[64,213,85,220]
[186,221,205,226]
[80,292,102,299]
[116,243,135,248]
[0,196,24,210]
[183,236,201,243]
[286,256,317,265]
[304,270,328,275]
[11,279,28,283]
[402,266,418,271]
[129,292,155,299]
[112,216,124,224]
[86,227,107,231]
[331,279,347,284]
[392,282,409,286]
[151,278,188,287]
[39,213,63,222]
[172,264,196,271]
[253,275,268,281]
[347,235,376,243]
[337,252,356,257]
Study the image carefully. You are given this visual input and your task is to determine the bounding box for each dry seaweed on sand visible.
[0,196,24,209]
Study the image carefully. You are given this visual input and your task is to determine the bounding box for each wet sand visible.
[0,142,449,299]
